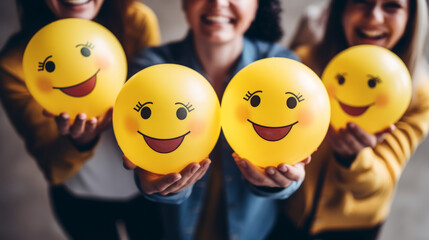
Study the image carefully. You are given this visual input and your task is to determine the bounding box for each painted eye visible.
[336,74,345,85]
[140,106,151,119]
[176,107,187,120]
[368,78,377,88]
[286,97,297,109]
[250,95,260,107]
[45,61,55,72]
[81,47,91,57]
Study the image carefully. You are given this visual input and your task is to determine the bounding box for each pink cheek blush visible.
[297,108,314,128]
[96,55,111,70]
[235,103,250,123]
[36,77,53,94]
[189,117,205,137]
[375,93,389,108]
[326,84,336,99]
[124,115,139,134]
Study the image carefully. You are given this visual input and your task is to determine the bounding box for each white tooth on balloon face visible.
[205,16,230,23]
[62,0,89,5]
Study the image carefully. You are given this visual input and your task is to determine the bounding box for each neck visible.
[193,36,244,97]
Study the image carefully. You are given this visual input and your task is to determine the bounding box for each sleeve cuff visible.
[247,179,303,200]
[134,172,193,204]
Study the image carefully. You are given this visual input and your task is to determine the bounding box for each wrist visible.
[333,152,356,168]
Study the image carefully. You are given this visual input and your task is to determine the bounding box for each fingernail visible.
[172,174,181,181]
[239,160,247,169]
[191,165,200,174]
[267,168,275,175]
[279,165,288,173]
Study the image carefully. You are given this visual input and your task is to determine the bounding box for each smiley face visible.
[113,64,221,174]
[23,18,127,118]
[221,58,330,167]
[322,45,412,133]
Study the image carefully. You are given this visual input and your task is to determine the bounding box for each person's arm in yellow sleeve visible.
[0,51,99,185]
[329,82,429,198]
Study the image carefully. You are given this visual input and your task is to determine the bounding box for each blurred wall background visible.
[0,0,428,239]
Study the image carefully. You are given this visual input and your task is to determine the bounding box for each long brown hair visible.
[315,0,428,79]
[6,0,134,49]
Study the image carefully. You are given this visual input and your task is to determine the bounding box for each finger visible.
[281,162,306,182]
[375,124,395,143]
[301,156,312,165]
[136,169,182,195]
[265,166,292,188]
[69,113,86,138]
[84,117,98,135]
[236,158,273,186]
[326,127,344,150]
[182,158,211,187]
[42,109,55,117]
[347,123,376,148]
[161,162,201,194]
[55,112,71,135]
[338,128,363,155]
[98,107,113,131]
[122,155,137,170]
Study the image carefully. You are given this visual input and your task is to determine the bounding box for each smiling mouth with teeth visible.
[60,0,91,6]
[356,29,387,40]
[202,15,233,24]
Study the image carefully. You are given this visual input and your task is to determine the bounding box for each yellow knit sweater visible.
[0,1,160,185]
[283,45,429,234]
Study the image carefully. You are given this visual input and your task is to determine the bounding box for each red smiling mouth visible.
[53,69,100,97]
[248,119,297,142]
[138,131,190,154]
[338,100,373,117]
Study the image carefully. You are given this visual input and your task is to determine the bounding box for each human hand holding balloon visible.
[221,58,330,168]
[327,123,395,166]
[23,18,127,120]
[123,155,211,195]
[113,64,221,174]
[43,107,113,149]
[232,153,311,188]
[322,45,411,134]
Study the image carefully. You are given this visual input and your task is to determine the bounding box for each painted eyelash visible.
[134,101,143,112]
[76,42,94,49]
[367,75,382,83]
[243,90,262,101]
[38,55,52,71]
[185,102,195,112]
[176,102,195,112]
[286,92,305,102]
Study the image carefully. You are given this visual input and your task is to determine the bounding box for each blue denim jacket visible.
[129,33,302,240]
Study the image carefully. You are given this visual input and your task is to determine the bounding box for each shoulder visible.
[0,40,26,80]
[123,1,160,43]
[247,38,299,61]
[293,44,323,75]
[129,40,185,77]
[126,1,158,26]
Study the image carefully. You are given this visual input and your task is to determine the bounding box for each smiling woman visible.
[124,0,311,239]
[0,0,161,239]
[270,0,429,239]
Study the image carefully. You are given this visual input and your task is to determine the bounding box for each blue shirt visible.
[129,34,302,240]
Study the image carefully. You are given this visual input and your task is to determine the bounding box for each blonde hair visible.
[315,0,428,80]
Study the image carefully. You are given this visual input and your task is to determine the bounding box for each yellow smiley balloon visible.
[221,58,330,167]
[113,64,221,174]
[23,18,127,118]
[322,45,412,133]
